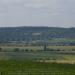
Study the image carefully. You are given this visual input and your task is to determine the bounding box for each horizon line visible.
[0,25,75,28]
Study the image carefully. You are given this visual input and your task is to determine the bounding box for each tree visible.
[0,47,2,52]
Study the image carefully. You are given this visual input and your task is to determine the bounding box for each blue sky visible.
[0,0,75,27]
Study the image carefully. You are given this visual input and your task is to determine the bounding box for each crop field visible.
[49,38,75,43]
[0,44,75,51]
[0,60,75,75]
[0,45,75,62]
[48,46,75,51]
[0,45,75,74]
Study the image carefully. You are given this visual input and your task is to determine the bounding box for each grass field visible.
[0,60,75,75]
[0,45,75,74]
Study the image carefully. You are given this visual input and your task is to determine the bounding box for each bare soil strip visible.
[37,60,75,64]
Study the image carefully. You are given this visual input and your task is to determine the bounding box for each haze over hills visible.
[0,26,75,45]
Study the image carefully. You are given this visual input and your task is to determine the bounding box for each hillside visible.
[0,26,75,45]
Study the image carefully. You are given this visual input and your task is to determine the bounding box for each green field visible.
[49,38,75,43]
[0,60,75,75]
[0,45,75,74]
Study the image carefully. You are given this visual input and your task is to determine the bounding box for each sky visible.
[0,0,75,27]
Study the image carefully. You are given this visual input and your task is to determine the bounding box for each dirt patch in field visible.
[37,60,75,64]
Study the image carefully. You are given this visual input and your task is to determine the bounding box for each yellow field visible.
[0,44,75,51]
[48,46,75,50]
[0,44,75,64]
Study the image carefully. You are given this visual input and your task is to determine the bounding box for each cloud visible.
[0,0,75,27]
[0,0,22,3]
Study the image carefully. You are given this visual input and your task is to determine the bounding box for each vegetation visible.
[0,60,75,75]
[0,27,75,74]
[0,45,75,51]
[14,48,19,52]
[0,45,74,74]
[0,27,75,46]
[0,47,2,52]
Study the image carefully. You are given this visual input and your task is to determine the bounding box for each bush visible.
[25,49,29,52]
[49,49,54,51]
[14,48,19,52]
[56,49,60,51]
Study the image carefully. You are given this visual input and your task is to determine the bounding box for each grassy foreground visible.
[0,60,75,75]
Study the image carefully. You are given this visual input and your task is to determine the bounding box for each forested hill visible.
[0,26,75,43]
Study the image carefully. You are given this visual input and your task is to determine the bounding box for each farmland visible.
[0,18,75,75]
[0,45,75,61]
[0,43,75,51]
[0,44,75,74]
[0,60,75,75]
